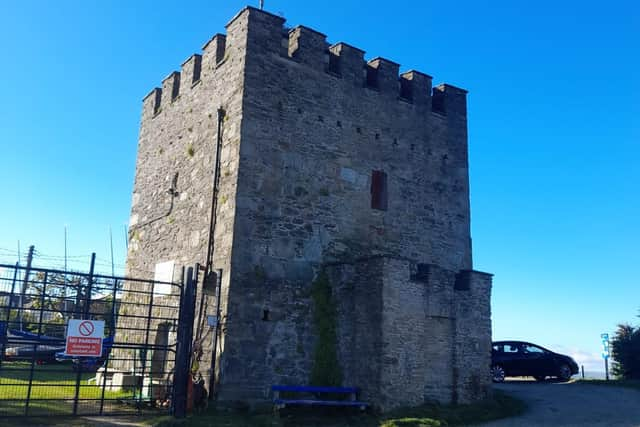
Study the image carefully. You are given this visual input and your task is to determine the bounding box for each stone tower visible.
[125,6,492,411]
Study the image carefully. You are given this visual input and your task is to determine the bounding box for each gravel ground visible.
[478,379,640,427]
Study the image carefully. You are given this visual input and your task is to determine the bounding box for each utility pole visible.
[259,0,264,10]
[19,245,34,331]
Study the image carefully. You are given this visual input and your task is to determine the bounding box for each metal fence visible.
[0,259,194,418]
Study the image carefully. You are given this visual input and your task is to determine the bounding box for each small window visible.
[524,345,545,354]
[371,170,388,211]
[504,344,520,353]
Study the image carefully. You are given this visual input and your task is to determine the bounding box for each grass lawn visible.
[0,361,137,417]
[577,378,640,391]
[152,391,526,427]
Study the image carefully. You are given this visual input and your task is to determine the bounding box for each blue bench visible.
[271,385,368,411]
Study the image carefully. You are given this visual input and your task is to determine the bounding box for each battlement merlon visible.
[202,34,226,75]
[328,43,365,86]
[432,84,468,118]
[142,87,161,119]
[367,57,400,96]
[289,26,328,69]
[161,71,180,108]
[181,54,202,87]
[400,70,432,106]
[228,6,286,56]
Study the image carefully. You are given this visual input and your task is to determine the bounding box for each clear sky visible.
[0,1,638,372]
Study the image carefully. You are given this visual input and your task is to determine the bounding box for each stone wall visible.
[453,270,493,403]
[119,10,251,388]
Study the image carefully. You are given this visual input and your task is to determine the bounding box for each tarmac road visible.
[478,379,640,427]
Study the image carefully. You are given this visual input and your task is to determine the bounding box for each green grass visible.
[152,391,526,427]
[0,361,136,417]
[577,378,640,391]
[0,361,131,399]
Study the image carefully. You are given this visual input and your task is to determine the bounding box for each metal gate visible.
[0,258,197,418]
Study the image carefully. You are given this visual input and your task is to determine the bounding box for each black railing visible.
[0,262,186,417]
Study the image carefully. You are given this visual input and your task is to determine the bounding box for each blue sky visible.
[0,1,638,371]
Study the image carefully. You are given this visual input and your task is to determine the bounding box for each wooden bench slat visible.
[274,399,368,407]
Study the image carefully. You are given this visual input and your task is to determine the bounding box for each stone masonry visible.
[123,6,493,411]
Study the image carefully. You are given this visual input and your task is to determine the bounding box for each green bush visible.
[611,318,640,380]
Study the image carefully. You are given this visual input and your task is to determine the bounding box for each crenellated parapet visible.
[142,6,466,117]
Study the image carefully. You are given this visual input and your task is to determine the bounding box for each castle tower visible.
[125,6,492,410]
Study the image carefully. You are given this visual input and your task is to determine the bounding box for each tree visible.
[611,313,640,380]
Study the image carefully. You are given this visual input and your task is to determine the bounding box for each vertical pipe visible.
[208,268,223,400]
[196,108,224,351]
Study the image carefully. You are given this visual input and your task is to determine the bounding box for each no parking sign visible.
[65,319,104,357]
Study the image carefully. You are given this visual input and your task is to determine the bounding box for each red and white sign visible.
[65,319,104,357]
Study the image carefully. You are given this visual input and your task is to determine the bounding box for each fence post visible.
[72,253,96,416]
[173,265,198,418]
[0,263,20,371]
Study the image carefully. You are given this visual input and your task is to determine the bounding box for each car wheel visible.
[557,364,572,382]
[491,365,506,383]
[534,375,546,382]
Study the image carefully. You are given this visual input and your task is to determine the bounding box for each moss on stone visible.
[310,270,342,387]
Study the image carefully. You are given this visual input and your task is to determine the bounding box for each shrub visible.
[611,317,640,380]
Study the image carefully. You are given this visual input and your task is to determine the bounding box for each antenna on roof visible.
[259,0,264,10]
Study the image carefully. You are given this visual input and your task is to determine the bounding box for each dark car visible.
[491,340,579,382]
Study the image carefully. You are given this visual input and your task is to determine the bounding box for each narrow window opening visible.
[262,309,270,321]
[371,170,388,211]
[336,120,342,128]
